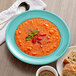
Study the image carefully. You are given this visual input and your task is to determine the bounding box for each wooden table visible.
[0,0,76,76]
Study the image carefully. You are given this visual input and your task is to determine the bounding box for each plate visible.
[56,46,76,76]
[5,10,70,65]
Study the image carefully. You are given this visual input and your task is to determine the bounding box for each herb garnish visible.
[25,30,39,40]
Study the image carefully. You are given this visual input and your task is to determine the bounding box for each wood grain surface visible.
[0,0,76,76]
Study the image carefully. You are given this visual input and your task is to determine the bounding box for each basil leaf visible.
[28,32,31,35]
[25,36,32,40]
[33,30,39,35]
[28,33,34,38]
[30,34,34,37]
[26,30,39,41]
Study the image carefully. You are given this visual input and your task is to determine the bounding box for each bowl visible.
[36,66,58,76]
[56,46,76,76]
[5,10,71,65]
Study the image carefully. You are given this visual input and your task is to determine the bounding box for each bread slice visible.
[62,63,76,76]
[63,50,76,65]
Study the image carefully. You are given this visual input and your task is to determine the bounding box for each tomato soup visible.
[15,18,61,57]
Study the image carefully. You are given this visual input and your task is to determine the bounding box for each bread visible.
[63,50,76,65]
[62,50,76,76]
[62,63,76,76]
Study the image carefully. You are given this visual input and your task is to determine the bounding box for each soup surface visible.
[15,18,61,57]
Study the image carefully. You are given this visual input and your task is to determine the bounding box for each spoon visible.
[17,2,30,14]
[0,2,30,30]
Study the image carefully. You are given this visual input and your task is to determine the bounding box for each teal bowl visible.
[5,10,70,65]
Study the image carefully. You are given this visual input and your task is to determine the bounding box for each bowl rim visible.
[5,10,71,65]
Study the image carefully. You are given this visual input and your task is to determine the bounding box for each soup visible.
[15,18,61,57]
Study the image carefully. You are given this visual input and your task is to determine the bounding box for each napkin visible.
[0,0,46,45]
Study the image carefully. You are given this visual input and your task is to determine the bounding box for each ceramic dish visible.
[5,10,70,65]
[36,66,58,76]
[56,46,76,76]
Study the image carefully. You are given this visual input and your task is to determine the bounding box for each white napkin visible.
[0,0,46,45]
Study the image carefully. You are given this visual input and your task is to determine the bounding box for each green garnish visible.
[47,42,48,44]
[28,33,34,38]
[26,36,32,40]
[26,30,39,40]
[33,30,39,35]
[28,32,31,35]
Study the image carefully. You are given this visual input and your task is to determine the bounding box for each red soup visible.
[15,18,61,57]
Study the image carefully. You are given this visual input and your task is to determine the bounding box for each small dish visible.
[36,66,58,76]
[56,46,76,76]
